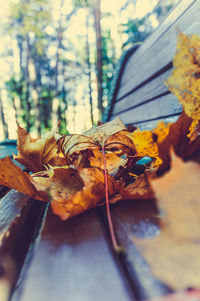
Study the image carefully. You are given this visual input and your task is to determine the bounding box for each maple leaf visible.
[130,121,171,168]
[88,149,128,175]
[156,110,200,175]
[157,111,192,174]
[14,124,66,173]
[32,166,116,220]
[55,117,138,250]
[165,32,200,138]
[110,174,154,204]
[0,156,43,200]
[55,117,136,168]
[133,153,200,290]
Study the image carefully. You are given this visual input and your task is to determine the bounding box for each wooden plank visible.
[100,199,172,300]
[110,94,182,126]
[12,208,135,301]
[0,191,47,301]
[116,0,200,100]
[0,144,18,159]
[112,69,172,117]
[0,190,29,301]
[131,115,180,131]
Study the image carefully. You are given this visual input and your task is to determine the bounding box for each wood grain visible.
[0,191,47,301]
[107,0,200,126]
[12,208,135,301]
[112,69,172,116]
[110,94,182,126]
[99,199,172,300]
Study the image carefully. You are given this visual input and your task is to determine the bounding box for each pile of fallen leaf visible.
[0,32,200,289]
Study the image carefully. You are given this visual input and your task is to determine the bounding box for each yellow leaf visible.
[166,32,200,137]
[14,124,66,172]
[32,167,116,220]
[130,121,170,168]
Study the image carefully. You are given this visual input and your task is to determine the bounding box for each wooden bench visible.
[1,1,200,300]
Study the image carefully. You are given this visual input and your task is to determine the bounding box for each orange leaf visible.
[14,124,66,172]
[32,167,116,220]
[55,117,136,167]
[89,149,127,175]
[0,157,43,200]
[110,174,154,203]
[130,121,171,168]
[165,32,200,138]
[157,111,192,174]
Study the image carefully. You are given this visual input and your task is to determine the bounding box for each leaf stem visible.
[101,144,121,252]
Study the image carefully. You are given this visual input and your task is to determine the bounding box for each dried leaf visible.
[130,121,171,168]
[165,32,200,138]
[157,111,192,174]
[32,166,117,220]
[110,174,154,204]
[55,117,136,167]
[89,149,128,175]
[14,124,66,172]
[134,153,200,290]
[0,157,43,200]
[81,116,128,145]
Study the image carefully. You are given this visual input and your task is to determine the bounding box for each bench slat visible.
[0,191,47,301]
[111,94,182,126]
[107,0,200,126]
[12,209,135,301]
[117,63,172,102]
[112,70,172,117]
[102,199,172,300]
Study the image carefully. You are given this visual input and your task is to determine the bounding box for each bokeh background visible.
[0,0,179,139]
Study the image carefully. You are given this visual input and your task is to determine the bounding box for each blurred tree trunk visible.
[53,0,65,126]
[86,14,94,125]
[25,36,32,132]
[33,55,43,133]
[25,35,41,134]
[0,93,8,139]
[92,0,103,121]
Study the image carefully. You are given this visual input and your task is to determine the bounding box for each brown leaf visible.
[14,124,66,172]
[81,116,128,145]
[55,117,136,167]
[134,153,200,290]
[0,157,43,200]
[157,111,192,174]
[32,167,117,220]
[89,149,128,175]
[110,174,154,203]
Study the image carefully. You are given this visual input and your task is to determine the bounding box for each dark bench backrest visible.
[104,0,200,130]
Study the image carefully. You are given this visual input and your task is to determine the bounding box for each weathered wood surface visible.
[106,0,200,128]
[12,209,134,301]
[0,189,46,301]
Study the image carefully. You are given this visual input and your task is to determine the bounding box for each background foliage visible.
[0,0,179,139]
